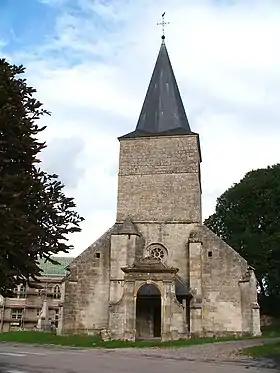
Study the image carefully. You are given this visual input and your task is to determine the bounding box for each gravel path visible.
[105,338,280,369]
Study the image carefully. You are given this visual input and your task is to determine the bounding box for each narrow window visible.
[15,284,26,299]
[19,284,26,298]
[208,251,213,258]
[11,308,23,320]
[95,253,101,259]
[53,285,61,299]
[54,309,59,327]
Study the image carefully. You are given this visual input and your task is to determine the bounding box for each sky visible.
[1,0,280,257]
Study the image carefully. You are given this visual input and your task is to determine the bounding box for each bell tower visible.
[116,37,202,224]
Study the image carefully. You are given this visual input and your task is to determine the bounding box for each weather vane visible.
[157,12,170,40]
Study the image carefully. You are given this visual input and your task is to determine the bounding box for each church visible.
[60,34,261,341]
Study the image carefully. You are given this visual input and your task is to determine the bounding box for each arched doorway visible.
[136,283,161,339]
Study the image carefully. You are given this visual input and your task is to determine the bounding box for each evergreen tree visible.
[0,59,84,295]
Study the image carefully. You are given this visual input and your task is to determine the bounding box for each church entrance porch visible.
[136,284,161,339]
[117,256,189,341]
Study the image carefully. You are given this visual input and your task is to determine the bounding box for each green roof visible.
[39,257,74,277]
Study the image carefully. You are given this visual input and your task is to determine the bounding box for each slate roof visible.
[120,40,191,139]
[175,275,189,296]
[39,257,74,277]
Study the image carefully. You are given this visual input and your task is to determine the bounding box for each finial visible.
[157,12,170,41]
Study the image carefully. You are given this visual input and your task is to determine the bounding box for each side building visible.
[0,257,73,332]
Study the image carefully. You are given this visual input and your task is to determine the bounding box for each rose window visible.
[150,247,165,260]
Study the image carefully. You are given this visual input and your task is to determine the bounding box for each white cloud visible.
[0,38,7,49]
[41,136,86,188]
[3,0,280,256]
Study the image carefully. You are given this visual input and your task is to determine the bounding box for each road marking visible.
[0,351,46,356]
[0,349,88,357]
[10,351,46,356]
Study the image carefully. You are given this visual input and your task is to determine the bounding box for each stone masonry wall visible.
[136,223,194,281]
[117,135,201,223]
[192,226,251,336]
[109,233,139,305]
[62,227,114,334]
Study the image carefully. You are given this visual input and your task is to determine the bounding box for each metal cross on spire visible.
[157,12,170,41]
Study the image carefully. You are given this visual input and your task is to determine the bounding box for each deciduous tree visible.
[205,164,280,316]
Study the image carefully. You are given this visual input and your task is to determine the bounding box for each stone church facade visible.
[60,38,261,341]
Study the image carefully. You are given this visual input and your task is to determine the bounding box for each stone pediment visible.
[122,256,178,274]
[138,256,163,266]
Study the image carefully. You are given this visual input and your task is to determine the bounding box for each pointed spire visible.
[119,217,140,236]
[135,40,191,135]
[118,17,192,141]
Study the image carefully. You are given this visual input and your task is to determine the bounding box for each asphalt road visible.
[0,343,278,373]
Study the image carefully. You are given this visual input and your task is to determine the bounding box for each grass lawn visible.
[242,341,280,357]
[0,331,253,349]
[0,325,279,349]
[241,325,280,360]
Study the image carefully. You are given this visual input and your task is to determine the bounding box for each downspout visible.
[1,298,6,332]
[22,297,27,330]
